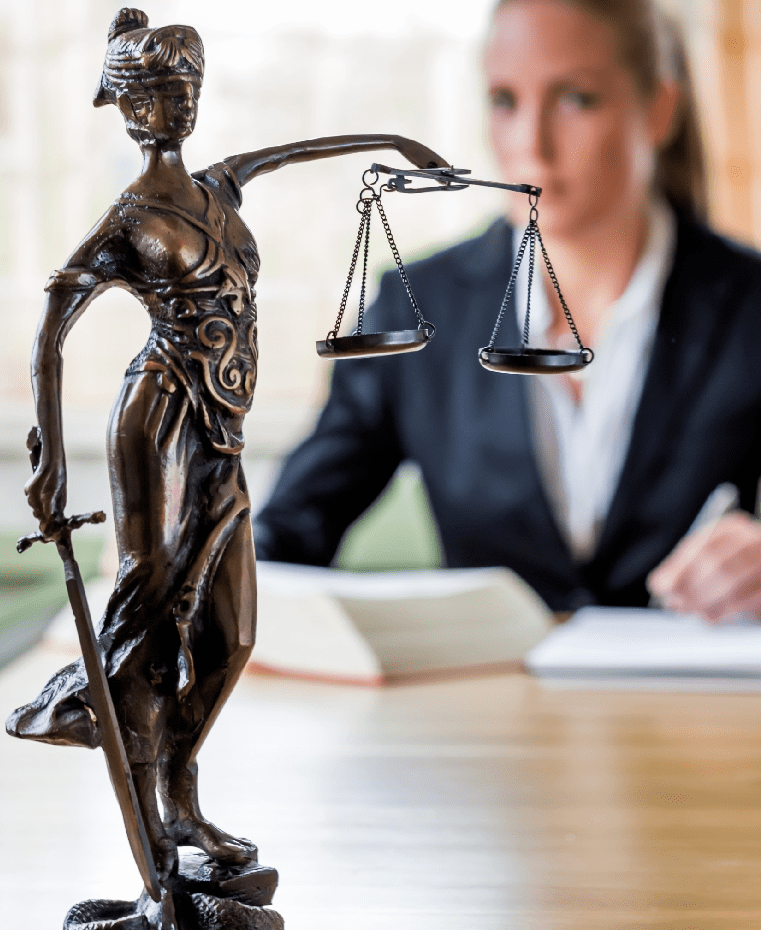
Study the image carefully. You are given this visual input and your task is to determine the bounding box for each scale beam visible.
[371,163,541,197]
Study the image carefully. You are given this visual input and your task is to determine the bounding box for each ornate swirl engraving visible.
[188,314,255,416]
[244,314,258,395]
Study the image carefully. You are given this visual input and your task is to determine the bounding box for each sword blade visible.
[58,536,162,902]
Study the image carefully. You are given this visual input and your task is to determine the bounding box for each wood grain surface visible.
[2,645,761,929]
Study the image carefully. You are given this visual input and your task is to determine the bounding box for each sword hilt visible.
[17,510,107,554]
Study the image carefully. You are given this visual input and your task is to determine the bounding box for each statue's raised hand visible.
[393,136,450,170]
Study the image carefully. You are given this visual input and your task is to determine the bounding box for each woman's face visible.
[130,78,200,143]
[485,0,670,236]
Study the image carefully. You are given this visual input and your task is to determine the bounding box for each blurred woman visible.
[255,0,761,622]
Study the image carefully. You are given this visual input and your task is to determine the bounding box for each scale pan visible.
[479,346,593,374]
[317,328,433,359]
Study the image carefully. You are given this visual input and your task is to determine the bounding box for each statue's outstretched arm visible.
[223,134,449,187]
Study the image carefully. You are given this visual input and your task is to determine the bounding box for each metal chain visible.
[534,224,585,352]
[356,196,372,335]
[330,199,371,343]
[486,223,532,351]
[522,219,537,348]
[374,195,427,328]
[333,174,435,340]
[488,194,590,359]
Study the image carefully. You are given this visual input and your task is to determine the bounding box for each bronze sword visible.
[18,433,162,902]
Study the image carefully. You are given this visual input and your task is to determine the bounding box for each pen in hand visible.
[647,482,739,610]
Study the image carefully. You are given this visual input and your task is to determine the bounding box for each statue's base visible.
[63,853,283,930]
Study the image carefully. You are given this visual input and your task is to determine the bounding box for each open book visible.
[251,561,553,684]
[41,563,553,686]
[525,606,761,690]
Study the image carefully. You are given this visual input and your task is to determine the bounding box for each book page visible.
[341,582,551,677]
[256,562,552,681]
[253,588,383,684]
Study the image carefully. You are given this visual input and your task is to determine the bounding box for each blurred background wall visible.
[0,0,756,534]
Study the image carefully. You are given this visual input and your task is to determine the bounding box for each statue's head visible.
[94,8,204,146]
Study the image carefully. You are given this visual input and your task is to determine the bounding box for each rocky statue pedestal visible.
[63,851,283,930]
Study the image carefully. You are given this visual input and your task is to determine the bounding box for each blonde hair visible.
[492,0,707,219]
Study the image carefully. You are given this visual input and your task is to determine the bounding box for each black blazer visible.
[254,214,761,611]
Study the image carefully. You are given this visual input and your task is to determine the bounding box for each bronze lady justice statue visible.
[7,4,446,901]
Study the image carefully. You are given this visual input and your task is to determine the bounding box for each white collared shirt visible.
[514,198,677,561]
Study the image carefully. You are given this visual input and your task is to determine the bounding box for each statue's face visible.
[129,78,200,143]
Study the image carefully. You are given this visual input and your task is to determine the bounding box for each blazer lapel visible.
[592,216,730,566]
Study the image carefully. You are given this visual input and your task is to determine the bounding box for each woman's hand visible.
[24,449,67,540]
[393,136,450,170]
[647,511,761,622]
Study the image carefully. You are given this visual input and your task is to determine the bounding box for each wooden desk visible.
[3,646,761,930]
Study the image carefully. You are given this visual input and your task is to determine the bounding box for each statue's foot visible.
[166,817,257,865]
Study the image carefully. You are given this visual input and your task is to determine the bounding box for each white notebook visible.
[525,607,761,690]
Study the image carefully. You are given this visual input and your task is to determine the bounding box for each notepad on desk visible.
[525,607,761,691]
[251,561,553,685]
